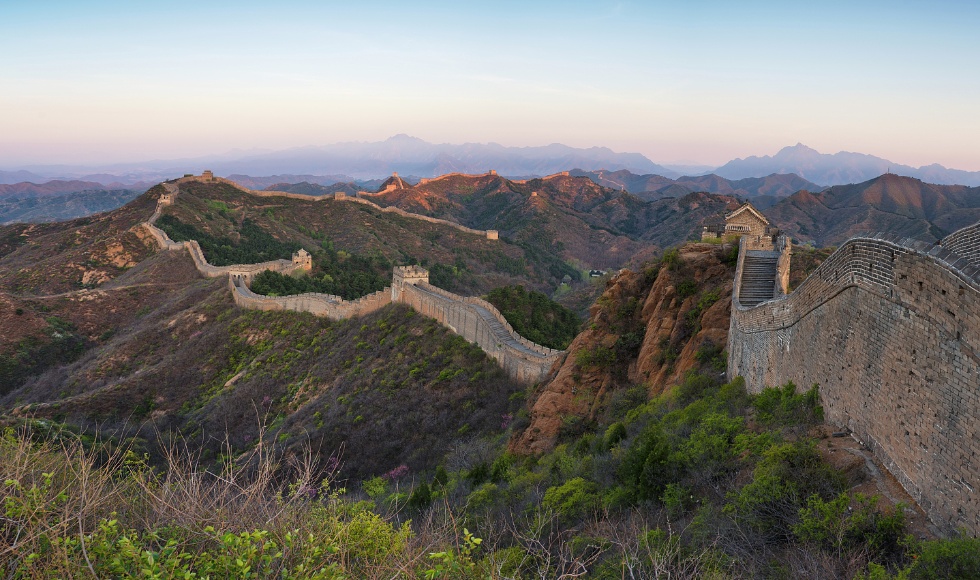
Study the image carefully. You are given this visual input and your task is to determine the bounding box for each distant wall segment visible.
[177,172,499,239]
[143,180,559,383]
[728,228,980,535]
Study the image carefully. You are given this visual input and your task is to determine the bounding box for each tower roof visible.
[725,202,769,225]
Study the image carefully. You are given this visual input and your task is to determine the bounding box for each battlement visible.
[393,264,429,283]
[141,187,562,384]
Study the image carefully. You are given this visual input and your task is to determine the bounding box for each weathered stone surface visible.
[729,228,980,535]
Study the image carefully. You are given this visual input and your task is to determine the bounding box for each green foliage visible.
[575,345,616,369]
[906,536,980,579]
[362,476,387,499]
[725,441,845,542]
[425,528,483,580]
[543,477,600,521]
[721,240,740,266]
[693,340,726,371]
[619,423,673,500]
[157,215,300,266]
[408,482,433,510]
[753,382,824,427]
[250,247,390,300]
[484,284,581,350]
[604,422,627,449]
[676,278,698,299]
[685,289,721,333]
[661,248,681,270]
[794,493,909,562]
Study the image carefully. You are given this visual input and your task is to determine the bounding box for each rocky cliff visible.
[512,242,736,453]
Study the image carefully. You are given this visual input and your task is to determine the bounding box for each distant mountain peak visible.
[386,134,425,143]
[717,144,980,187]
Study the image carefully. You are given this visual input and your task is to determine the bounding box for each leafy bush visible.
[543,477,600,521]
[753,382,823,428]
[725,441,845,542]
[575,346,616,369]
[484,284,581,350]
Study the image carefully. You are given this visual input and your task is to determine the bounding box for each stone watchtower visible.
[291,248,313,271]
[391,265,429,301]
[201,170,215,182]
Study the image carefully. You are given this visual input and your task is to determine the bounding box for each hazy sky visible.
[2,0,978,169]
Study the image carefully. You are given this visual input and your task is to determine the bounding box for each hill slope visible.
[767,173,980,246]
[370,172,742,270]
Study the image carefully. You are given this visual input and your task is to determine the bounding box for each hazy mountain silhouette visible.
[716,143,980,187]
[570,169,821,205]
[206,134,676,179]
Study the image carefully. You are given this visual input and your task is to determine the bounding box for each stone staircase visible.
[739,252,778,306]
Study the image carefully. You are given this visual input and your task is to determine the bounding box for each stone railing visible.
[728,226,980,535]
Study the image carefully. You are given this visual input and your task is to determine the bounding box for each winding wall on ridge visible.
[144,181,560,383]
[177,174,498,239]
[728,227,980,535]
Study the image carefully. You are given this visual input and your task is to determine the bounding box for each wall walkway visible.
[728,227,980,534]
[142,181,560,383]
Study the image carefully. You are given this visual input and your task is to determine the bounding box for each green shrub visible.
[484,284,581,350]
[604,422,628,449]
[907,536,980,579]
[408,482,433,510]
[753,382,823,427]
[542,477,600,521]
[575,346,616,369]
[619,423,672,500]
[725,441,845,542]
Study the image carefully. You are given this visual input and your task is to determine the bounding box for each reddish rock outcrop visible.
[511,242,736,454]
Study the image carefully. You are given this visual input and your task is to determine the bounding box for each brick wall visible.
[728,231,980,535]
[941,223,980,268]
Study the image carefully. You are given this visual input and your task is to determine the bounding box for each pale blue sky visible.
[2,0,978,169]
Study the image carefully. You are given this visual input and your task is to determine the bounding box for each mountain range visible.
[716,143,980,187]
[570,169,823,206]
[765,173,980,246]
[4,138,979,188]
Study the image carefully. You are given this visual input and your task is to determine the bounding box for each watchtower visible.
[292,248,313,271]
[201,170,215,182]
[391,265,429,301]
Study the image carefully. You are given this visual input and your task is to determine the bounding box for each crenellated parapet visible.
[729,225,980,535]
[142,181,563,383]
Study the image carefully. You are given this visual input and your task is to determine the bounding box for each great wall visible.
[726,205,980,535]
[144,173,980,533]
[143,175,563,384]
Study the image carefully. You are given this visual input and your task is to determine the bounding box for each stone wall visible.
[941,223,980,268]
[728,229,980,535]
[229,277,392,320]
[143,182,562,383]
[398,280,563,384]
[178,173,499,239]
